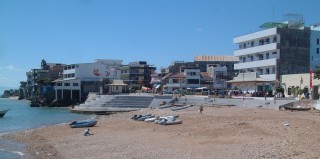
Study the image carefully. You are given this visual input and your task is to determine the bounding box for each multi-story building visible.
[194,55,238,80]
[233,16,311,92]
[54,59,122,102]
[164,61,197,74]
[163,68,200,92]
[311,24,320,71]
[120,61,156,90]
[207,65,228,90]
[24,60,65,99]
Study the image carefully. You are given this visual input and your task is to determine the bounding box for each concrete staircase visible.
[73,94,155,113]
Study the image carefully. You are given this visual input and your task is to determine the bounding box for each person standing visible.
[199,105,204,114]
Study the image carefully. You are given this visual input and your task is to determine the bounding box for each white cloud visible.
[5,65,23,72]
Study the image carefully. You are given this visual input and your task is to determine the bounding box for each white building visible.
[234,27,279,81]
[164,68,200,91]
[311,24,320,71]
[54,59,123,102]
[233,19,311,92]
[207,65,228,89]
[185,69,200,89]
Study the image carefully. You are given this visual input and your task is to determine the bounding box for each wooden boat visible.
[69,119,97,128]
[0,109,10,118]
[283,106,311,111]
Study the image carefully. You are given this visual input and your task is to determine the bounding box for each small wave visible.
[0,148,25,156]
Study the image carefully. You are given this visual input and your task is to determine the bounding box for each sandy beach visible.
[2,105,320,159]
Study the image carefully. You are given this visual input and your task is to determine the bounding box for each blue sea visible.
[0,98,91,159]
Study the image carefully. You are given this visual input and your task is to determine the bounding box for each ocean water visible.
[0,98,92,159]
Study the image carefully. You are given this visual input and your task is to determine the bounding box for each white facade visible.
[55,59,123,101]
[63,60,122,81]
[311,25,320,71]
[185,69,200,89]
[207,65,227,89]
[233,28,279,81]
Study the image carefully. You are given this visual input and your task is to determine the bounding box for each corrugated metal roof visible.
[194,55,239,62]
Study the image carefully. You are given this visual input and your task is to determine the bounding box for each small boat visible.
[155,115,180,124]
[69,119,97,128]
[158,105,173,109]
[161,120,182,125]
[170,105,192,111]
[283,105,311,111]
[0,109,10,118]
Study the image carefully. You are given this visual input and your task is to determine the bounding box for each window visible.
[251,41,254,47]
[64,83,70,86]
[258,54,263,60]
[73,83,79,86]
[317,38,319,45]
[243,57,246,62]
[243,43,246,48]
[187,72,196,76]
[272,67,275,74]
[187,79,199,84]
[259,69,263,75]
[259,39,264,45]
[57,83,62,86]
[273,36,277,42]
[317,48,319,54]
[251,56,253,61]
[272,52,277,55]
[266,53,269,59]
[265,38,270,44]
[266,68,270,74]
[173,79,179,83]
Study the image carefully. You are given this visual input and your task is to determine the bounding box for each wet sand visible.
[3,106,320,159]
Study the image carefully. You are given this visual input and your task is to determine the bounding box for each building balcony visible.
[164,83,186,88]
[234,58,277,70]
[259,74,276,81]
[234,28,277,43]
[234,43,278,56]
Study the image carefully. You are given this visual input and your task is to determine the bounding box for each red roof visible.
[167,73,185,78]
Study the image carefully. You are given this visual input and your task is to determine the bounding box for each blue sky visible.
[1,0,320,91]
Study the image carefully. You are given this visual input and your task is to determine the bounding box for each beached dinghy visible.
[161,119,182,125]
[0,109,10,118]
[170,105,192,111]
[69,119,97,128]
[158,105,173,109]
[282,105,311,111]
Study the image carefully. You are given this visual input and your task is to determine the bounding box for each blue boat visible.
[0,109,10,118]
[69,119,97,128]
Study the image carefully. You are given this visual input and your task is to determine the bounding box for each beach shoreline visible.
[2,106,320,159]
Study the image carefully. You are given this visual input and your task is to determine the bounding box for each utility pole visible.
[242,73,245,100]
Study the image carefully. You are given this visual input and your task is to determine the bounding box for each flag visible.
[300,76,303,84]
